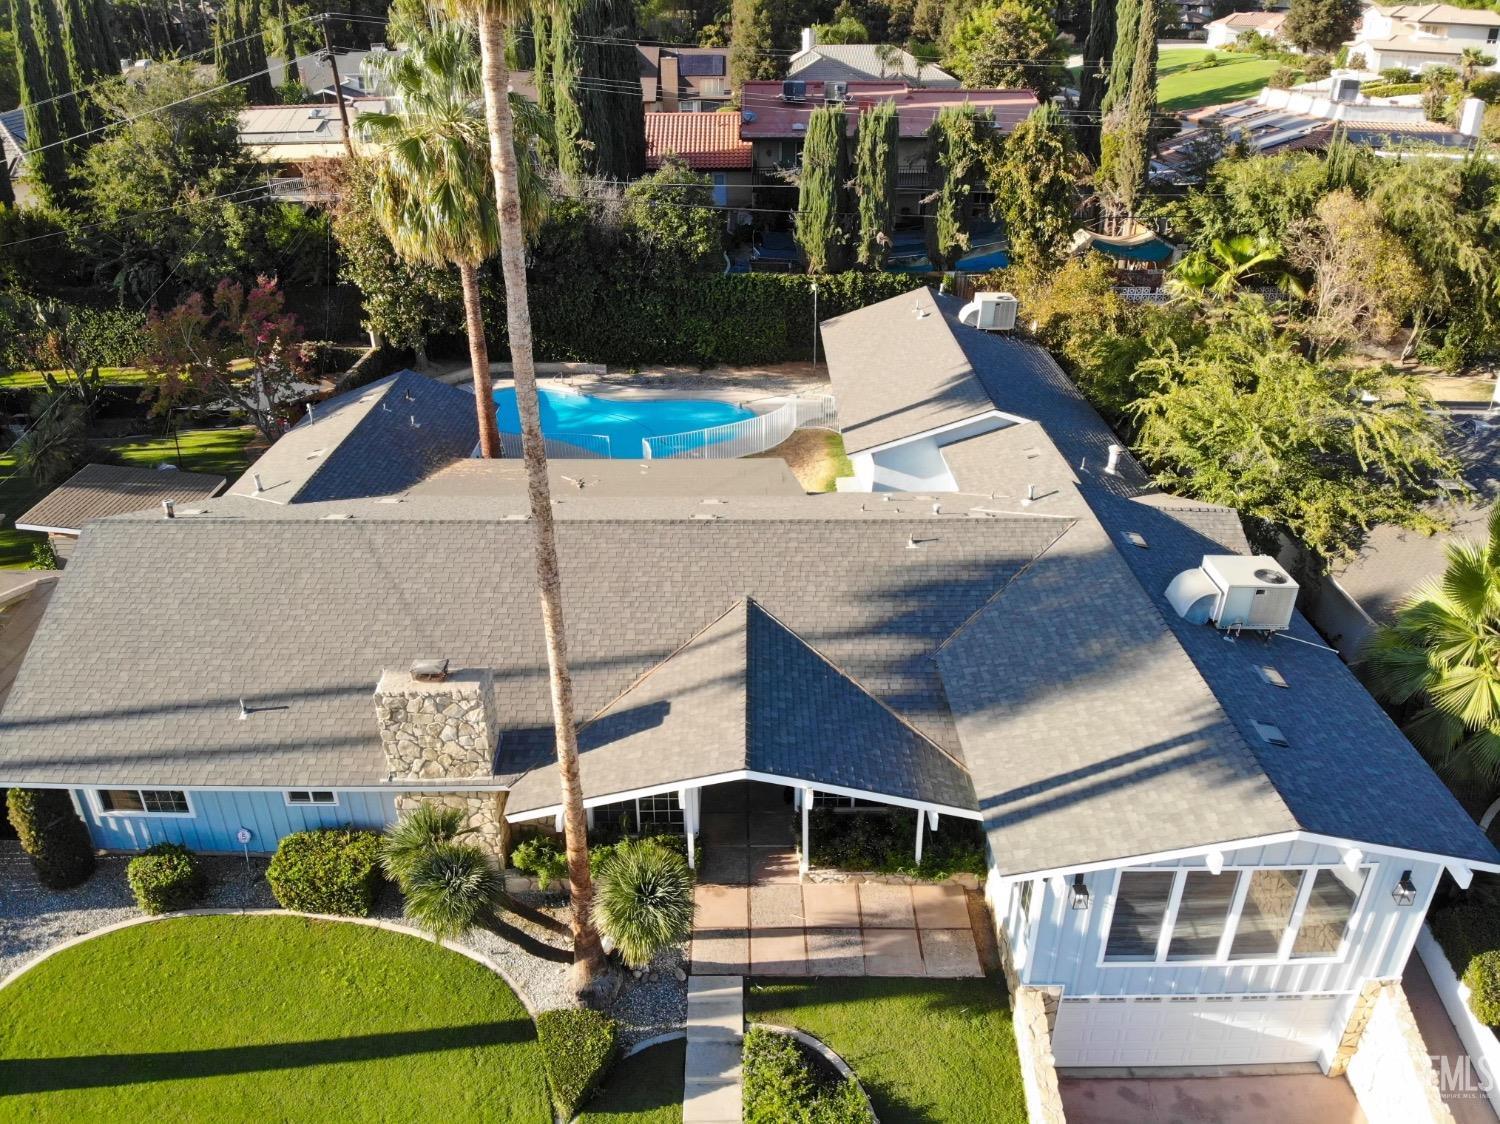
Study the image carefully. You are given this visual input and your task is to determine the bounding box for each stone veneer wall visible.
[995,923,1066,1124]
[1334,979,1455,1124]
[375,667,500,782]
[394,791,510,864]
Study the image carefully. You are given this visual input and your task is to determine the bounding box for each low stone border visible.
[752,1022,879,1122]
[0,907,540,1017]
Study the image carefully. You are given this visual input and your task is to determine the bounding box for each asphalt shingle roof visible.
[15,464,226,533]
[787,45,959,87]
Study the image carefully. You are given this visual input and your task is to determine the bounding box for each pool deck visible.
[434,361,832,407]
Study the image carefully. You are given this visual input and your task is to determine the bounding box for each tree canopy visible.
[944,1,1066,99]
[853,98,899,270]
[995,101,1078,269]
[794,103,850,273]
[1284,0,1361,54]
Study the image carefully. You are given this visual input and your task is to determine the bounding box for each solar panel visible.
[678,53,725,77]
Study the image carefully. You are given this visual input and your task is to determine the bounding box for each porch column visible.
[679,786,696,870]
[586,806,595,830]
[554,810,564,834]
[915,808,924,864]
[800,786,812,878]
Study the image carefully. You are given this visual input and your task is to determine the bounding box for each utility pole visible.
[319,15,355,158]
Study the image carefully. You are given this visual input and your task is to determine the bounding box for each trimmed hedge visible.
[742,1026,873,1124]
[5,788,96,889]
[127,842,205,914]
[1465,951,1500,1027]
[807,809,986,881]
[535,1007,619,1118]
[0,302,146,371]
[266,828,382,916]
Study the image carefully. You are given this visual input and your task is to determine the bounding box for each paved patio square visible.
[919,927,984,977]
[692,929,749,975]
[863,928,924,976]
[858,883,916,928]
[805,928,865,975]
[695,884,748,929]
[750,884,804,930]
[751,927,808,976]
[801,883,861,928]
[750,848,801,884]
[701,846,751,886]
[911,883,970,929]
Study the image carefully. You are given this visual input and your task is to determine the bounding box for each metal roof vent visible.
[1123,531,1147,549]
[1258,665,1288,689]
[410,658,449,683]
[1166,555,1298,632]
[1252,721,1290,748]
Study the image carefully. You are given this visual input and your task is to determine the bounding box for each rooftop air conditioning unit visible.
[1165,555,1299,632]
[782,80,807,102]
[826,81,849,103]
[958,291,1018,331]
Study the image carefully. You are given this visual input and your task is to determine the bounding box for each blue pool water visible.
[493,388,755,458]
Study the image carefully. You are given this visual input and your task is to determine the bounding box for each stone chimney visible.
[375,661,500,782]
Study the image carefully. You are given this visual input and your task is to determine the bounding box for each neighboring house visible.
[296,46,403,100]
[1306,411,1500,660]
[644,112,753,208]
[640,46,734,112]
[1169,0,1218,38]
[1,107,25,188]
[740,80,1038,215]
[0,290,1492,1082]
[788,30,959,88]
[238,101,387,196]
[1346,2,1500,74]
[14,463,226,563]
[1205,10,1289,49]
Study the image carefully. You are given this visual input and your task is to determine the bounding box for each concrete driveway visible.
[1060,1073,1367,1124]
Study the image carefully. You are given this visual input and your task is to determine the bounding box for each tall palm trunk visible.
[457,260,501,458]
[475,9,606,989]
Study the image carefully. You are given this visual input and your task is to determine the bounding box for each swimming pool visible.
[492,388,755,459]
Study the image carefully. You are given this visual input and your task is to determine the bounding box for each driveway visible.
[1061,1073,1367,1124]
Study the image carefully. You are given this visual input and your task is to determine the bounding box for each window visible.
[96,788,191,816]
[1229,869,1305,959]
[1291,868,1367,957]
[1104,870,1176,961]
[1166,870,1238,961]
[285,790,337,806]
[1489,27,1498,41]
[636,792,683,831]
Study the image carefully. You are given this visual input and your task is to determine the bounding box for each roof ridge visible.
[933,517,1077,656]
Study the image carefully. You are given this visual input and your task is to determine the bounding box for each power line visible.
[0,181,284,250]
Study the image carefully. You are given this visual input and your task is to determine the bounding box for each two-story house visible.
[1346,3,1500,73]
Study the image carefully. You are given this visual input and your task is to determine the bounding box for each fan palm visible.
[448,0,607,989]
[592,840,695,970]
[1168,235,1303,299]
[1459,47,1496,91]
[379,802,469,890]
[1364,504,1500,793]
[359,20,549,458]
[402,840,505,941]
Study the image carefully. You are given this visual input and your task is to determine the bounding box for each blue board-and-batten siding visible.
[74,789,400,853]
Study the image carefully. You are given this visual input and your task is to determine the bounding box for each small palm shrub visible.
[380,803,467,890]
[535,1008,618,1119]
[127,842,205,913]
[592,839,695,969]
[6,788,95,888]
[1465,950,1500,1026]
[266,828,382,916]
[742,1027,874,1124]
[511,834,569,890]
[402,841,502,940]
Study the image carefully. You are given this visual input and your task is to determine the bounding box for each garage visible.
[1051,994,1345,1069]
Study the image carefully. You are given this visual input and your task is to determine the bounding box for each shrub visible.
[592,839,695,969]
[380,802,467,891]
[743,1027,874,1124]
[1466,951,1500,1026]
[1268,66,1304,89]
[535,1008,619,1118]
[807,809,986,881]
[127,842,205,913]
[1361,81,1423,97]
[1381,67,1416,84]
[1471,73,1500,104]
[401,841,503,940]
[511,834,569,890]
[589,832,700,873]
[1303,56,1332,82]
[265,828,382,915]
[1347,50,1367,72]
[5,788,95,888]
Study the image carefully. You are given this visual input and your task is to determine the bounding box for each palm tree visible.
[592,840,695,970]
[359,20,549,458]
[1459,47,1496,91]
[1167,235,1303,299]
[448,0,607,990]
[1365,504,1500,794]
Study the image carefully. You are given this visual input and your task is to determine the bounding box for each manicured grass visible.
[0,915,550,1122]
[1156,49,1284,111]
[0,368,153,390]
[745,976,1026,1124]
[0,426,257,569]
[578,1039,685,1124]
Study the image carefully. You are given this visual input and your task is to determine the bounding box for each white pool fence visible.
[642,394,838,460]
[497,430,613,459]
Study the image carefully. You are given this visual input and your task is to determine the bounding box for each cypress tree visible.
[90,0,119,75]
[794,103,849,274]
[1101,0,1140,116]
[551,0,644,183]
[997,102,1078,268]
[925,105,994,271]
[0,150,13,207]
[1098,0,1159,228]
[61,0,102,94]
[11,0,71,201]
[853,99,898,270]
[532,3,554,125]
[242,0,274,104]
[728,0,779,94]
[1077,0,1115,161]
[215,0,273,104]
[34,0,85,139]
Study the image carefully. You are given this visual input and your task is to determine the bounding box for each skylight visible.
[1258,665,1288,689]
[1252,721,1290,748]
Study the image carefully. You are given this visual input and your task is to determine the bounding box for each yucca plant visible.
[591,840,695,970]
[380,803,469,891]
[403,841,504,941]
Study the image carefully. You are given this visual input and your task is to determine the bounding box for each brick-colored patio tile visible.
[694,884,748,929]
[858,883,915,928]
[692,929,749,975]
[750,848,801,884]
[911,883,970,929]
[751,928,808,976]
[920,928,983,978]
[863,928,924,976]
[750,884,804,930]
[801,883,861,928]
[806,928,865,976]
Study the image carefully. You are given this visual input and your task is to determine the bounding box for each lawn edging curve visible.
[751,1022,880,1122]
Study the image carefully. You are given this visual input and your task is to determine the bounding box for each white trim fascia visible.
[0,780,516,793]
[851,409,1026,459]
[504,768,983,823]
[13,523,80,536]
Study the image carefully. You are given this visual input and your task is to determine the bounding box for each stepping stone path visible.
[684,975,744,1124]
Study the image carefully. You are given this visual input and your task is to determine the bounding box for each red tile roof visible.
[644,111,752,170]
[738,81,1039,139]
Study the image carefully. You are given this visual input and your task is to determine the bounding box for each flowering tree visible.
[143,277,311,443]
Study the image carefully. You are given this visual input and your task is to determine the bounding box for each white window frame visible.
[1096,864,1374,969]
[283,790,339,807]
[89,787,195,818]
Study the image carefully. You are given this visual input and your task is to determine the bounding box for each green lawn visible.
[1156,48,1284,111]
[0,368,153,390]
[579,1039,685,1124]
[0,915,551,1123]
[0,426,257,569]
[745,976,1026,1124]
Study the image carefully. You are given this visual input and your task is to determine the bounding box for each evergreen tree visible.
[728,0,779,93]
[89,0,118,75]
[215,0,274,104]
[1097,0,1159,228]
[0,149,13,207]
[1285,0,1360,55]
[242,0,273,104]
[925,105,995,271]
[1076,0,1115,161]
[996,101,1078,268]
[1101,0,1140,116]
[11,0,70,200]
[794,103,849,274]
[530,4,555,155]
[854,98,898,270]
[61,0,102,94]
[35,0,84,139]
[550,0,644,182]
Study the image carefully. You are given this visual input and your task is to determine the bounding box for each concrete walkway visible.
[1061,1072,1367,1124]
[684,975,743,1124]
[1405,954,1500,1124]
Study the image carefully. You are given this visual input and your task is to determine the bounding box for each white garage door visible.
[1051,994,1344,1068]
